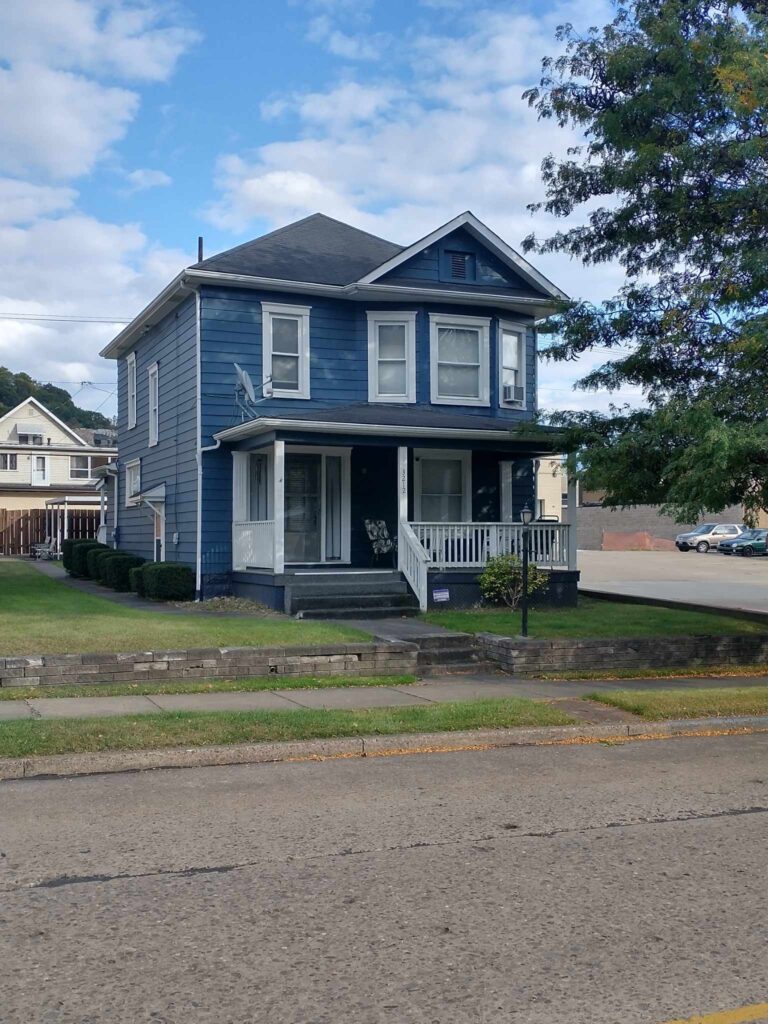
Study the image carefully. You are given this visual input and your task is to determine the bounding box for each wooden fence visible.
[0,508,100,556]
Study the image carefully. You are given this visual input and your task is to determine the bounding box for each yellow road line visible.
[662,1002,768,1024]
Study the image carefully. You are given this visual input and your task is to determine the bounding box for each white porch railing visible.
[233,521,274,571]
[398,521,430,611]
[410,522,571,570]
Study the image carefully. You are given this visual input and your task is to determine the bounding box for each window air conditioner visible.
[503,384,525,404]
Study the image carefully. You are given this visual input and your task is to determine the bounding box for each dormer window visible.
[17,433,43,445]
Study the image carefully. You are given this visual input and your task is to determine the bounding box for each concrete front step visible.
[298,607,421,620]
[292,593,418,612]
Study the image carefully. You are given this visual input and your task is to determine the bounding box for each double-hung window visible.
[499,322,526,407]
[148,362,159,447]
[367,311,416,403]
[0,454,17,471]
[70,455,91,479]
[262,302,311,399]
[127,352,137,429]
[429,314,490,406]
[125,459,141,506]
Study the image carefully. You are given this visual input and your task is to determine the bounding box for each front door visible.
[31,455,49,486]
[153,509,164,562]
[285,453,322,563]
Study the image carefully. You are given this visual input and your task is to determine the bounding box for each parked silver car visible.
[675,523,746,553]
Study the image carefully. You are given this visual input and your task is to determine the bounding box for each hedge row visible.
[64,539,194,601]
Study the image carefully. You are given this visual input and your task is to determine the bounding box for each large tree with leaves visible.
[525,0,768,521]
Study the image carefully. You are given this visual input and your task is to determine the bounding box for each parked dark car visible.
[733,529,768,557]
[720,529,761,555]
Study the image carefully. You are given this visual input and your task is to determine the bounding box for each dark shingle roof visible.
[192,214,403,286]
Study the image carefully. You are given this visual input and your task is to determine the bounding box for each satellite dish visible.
[234,363,256,404]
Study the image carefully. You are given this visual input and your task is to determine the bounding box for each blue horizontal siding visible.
[115,294,198,569]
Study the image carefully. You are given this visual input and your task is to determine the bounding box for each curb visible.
[3,715,768,782]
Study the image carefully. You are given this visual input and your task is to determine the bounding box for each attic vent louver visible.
[449,252,469,279]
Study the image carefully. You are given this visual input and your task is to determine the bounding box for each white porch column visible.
[63,498,69,542]
[57,506,63,553]
[273,440,285,574]
[99,488,106,527]
[566,474,578,571]
[397,446,408,524]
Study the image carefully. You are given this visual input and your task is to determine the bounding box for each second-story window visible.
[125,459,141,506]
[429,314,490,407]
[127,352,137,429]
[499,322,526,407]
[367,311,416,403]
[148,362,159,447]
[262,302,311,399]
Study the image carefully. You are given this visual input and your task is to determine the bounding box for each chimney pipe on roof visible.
[197,236,204,262]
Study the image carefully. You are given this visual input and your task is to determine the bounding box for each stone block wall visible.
[478,633,768,676]
[0,642,419,689]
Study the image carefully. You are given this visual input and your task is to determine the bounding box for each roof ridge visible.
[192,213,401,269]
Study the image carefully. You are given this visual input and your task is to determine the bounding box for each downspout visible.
[190,285,222,600]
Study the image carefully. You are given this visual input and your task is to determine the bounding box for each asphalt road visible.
[2,735,768,1024]
[578,549,768,614]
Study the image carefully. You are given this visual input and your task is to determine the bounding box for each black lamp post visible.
[520,504,533,637]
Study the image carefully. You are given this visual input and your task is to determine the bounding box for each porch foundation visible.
[426,568,580,610]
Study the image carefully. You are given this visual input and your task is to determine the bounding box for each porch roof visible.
[214,404,565,453]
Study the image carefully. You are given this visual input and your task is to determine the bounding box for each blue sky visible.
[0,0,635,417]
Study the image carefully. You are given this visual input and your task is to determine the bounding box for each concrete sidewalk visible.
[1,672,767,722]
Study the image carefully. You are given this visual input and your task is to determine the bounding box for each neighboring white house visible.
[536,456,567,520]
[0,397,117,511]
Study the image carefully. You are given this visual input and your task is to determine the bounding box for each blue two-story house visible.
[100,212,578,615]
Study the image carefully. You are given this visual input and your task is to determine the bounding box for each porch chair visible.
[30,537,56,560]
[363,519,398,567]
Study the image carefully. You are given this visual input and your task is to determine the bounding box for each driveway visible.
[578,549,768,615]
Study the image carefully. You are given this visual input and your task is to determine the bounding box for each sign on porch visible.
[432,588,450,603]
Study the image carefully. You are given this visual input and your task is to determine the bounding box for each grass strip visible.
[0,699,574,759]
[0,674,417,702]
[539,665,768,681]
[423,596,767,638]
[0,560,367,655]
[586,686,768,721]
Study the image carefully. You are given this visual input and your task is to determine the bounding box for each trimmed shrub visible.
[63,538,98,574]
[71,541,109,578]
[129,564,146,597]
[86,547,116,582]
[103,554,145,592]
[478,554,549,609]
[142,562,195,602]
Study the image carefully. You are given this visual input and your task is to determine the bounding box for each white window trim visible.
[262,302,311,400]
[413,448,472,522]
[428,314,490,407]
[366,310,416,404]
[127,352,137,430]
[69,455,93,480]
[148,362,159,447]
[498,320,527,408]
[125,458,141,507]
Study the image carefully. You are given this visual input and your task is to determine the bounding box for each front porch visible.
[227,439,577,613]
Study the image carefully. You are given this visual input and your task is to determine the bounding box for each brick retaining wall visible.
[478,633,768,676]
[0,642,418,689]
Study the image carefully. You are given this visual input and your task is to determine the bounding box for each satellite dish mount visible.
[234,363,272,421]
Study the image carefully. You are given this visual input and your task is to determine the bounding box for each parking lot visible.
[578,549,768,615]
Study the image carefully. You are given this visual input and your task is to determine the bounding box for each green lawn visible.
[0,560,367,656]
[423,597,767,638]
[0,698,574,758]
[0,674,416,701]
[540,665,768,681]
[587,686,768,720]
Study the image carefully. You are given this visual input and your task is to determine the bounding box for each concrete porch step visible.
[298,606,421,620]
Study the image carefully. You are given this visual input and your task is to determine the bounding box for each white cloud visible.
[306,16,387,60]
[122,168,173,194]
[0,179,77,224]
[0,215,190,410]
[0,0,199,82]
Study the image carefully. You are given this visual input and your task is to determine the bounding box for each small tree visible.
[478,554,549,610]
